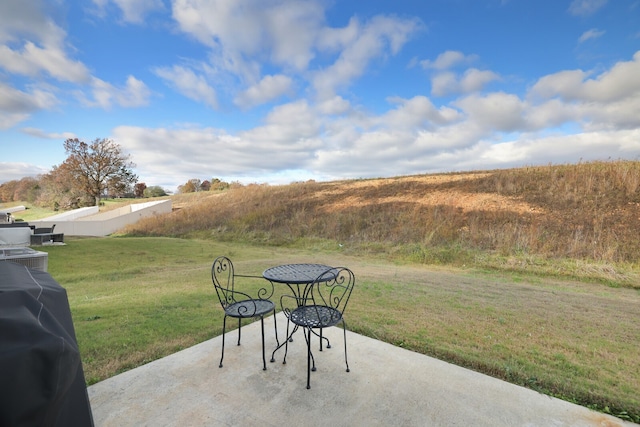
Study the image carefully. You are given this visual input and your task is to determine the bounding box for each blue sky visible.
[1,0,639,193]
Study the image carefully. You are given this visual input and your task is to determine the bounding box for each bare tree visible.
[62,138,137,206]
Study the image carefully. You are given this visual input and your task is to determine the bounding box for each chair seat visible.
[290,305,342,329]
[225,299,275,318]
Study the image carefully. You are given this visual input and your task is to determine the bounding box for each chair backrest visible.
[305,267,355,315]
[34,224,55,234]
[211,256,274,311]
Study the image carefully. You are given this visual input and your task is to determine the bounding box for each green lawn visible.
[37,236,640,423]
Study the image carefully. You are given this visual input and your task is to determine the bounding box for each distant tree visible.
[13,177,41,203]
[0,180,18,202]
[200,180,211,191]
[134,182,147,198]
[38,163,89,209]
[106,174,135,199]
[0,177,41,203]
[178,182,192,194]
[143,186,167,198]
[0,180,14,202]
[61,138,137,206]
[178,179,201,193]
[190,179,202,191]
[210,178,230,191]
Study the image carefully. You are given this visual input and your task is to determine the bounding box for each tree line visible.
[176,178,230,194]
[0,138,231,210]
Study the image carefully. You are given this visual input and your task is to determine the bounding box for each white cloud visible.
[0,113,30,130]
[261,0,325,70]
[20,128,76,140]
[171,0,421,103]
[0,162,50,183]
[92,0,165,23]
[431,72,458,96]
[154,65,218,109]
[530,69,588,100]
[172,0,324,70]
[412,121,485,153]
[579,51,640,102]
[78,76,152,109]
[6,0,630,191]
[315,127,640,182]
[578,28,606,43]
[0,1,89,84]
[420,51,478,70]
[111,51,640,189]
[431,68,500,96]
[121,0,165,22]
[316,96,352,115]
[0,42,90,83]
[120,76,151,107]
[421,51,498,97]
[234,74,293,108]
[456,92,526,133]
[317,17,360,52]
[241,100,322,146]
[0,0,156,133]
[524,99,579,130]
[110,101,331,188]
[531,51,640,103]
[312,15,421,99]
[0,1,64,45]
[113,126,236,177]
[478,129,640,168]
[112,120,323,189]
[460,69,500,92]
[579,94,640,130]
[568,0,608,17]
[105,94,496,187]
[0,83,58,129]
[0,84,57,113]
[378,96,459,130]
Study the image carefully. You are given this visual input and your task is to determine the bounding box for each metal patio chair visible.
[281,267,355,389]
[211,256,278,370]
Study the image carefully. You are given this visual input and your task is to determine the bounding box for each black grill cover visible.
[0,261,94,427]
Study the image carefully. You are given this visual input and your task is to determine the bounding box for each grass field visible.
[38,237,640,423]
[5,160,640,423]
[123,161,640,288]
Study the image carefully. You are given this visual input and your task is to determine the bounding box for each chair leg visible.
[237,318,242,346]
[306,327,312,389]
[272,309,279,347]
[219,315,227,368]
[302,326,317,372]
[260,316,267,370]
[342,321,350,373]
[319,328,331,351]
[282,320,291,365]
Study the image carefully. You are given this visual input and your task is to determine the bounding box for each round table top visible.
[262,263,335,284]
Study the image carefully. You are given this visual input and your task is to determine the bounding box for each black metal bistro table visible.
[263,263,337,364]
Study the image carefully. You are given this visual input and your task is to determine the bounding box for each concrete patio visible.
[88,312,636,427]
